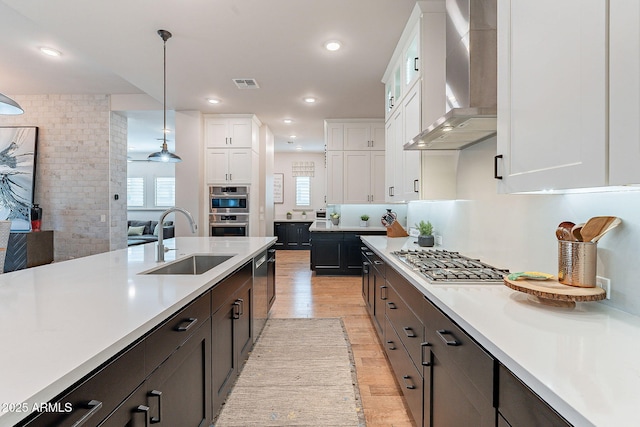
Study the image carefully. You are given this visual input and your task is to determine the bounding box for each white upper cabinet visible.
[343,122,385,151]
[496,0,609,193]
[400,84,421,200]
[206,149,252,184]
[343,151,385,204]
[325,122,344,151]
[326,151,344,204]
[204,115,259,150]
[403,26,420,93]
[609,0,640,185]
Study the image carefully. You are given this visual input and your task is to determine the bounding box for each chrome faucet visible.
[157,207,198,262]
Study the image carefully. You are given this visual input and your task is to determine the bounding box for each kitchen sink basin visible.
[143,254,235,275]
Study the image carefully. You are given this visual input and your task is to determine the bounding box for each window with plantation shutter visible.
[155,177,175,207]
[295,176,311,207]
[127,177,145,207]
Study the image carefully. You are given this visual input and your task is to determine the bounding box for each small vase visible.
[360,220,369,227]
[418,235,435,247]
[331,218,340,226]
[31,204,43,231]
[286,213,292,219]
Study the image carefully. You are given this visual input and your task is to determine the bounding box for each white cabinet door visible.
[403,26,420,93]
[343,151,371,203]
[609,0,640,185]
[206,149,229,183]
[228,149,252,183]
[205,119,229,148]
[401,84,421,200]
[385,118,397,202]
[325,122,344,150]
[343,122,385,151]
[326,151,344,204]
[497,0,607,193]
[204,117,253,148]
[371,151,386,203]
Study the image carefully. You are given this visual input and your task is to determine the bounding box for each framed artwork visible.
[273,173,284,204]
[0,127,38,231]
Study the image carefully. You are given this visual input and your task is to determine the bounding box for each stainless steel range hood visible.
[405,0,497,150]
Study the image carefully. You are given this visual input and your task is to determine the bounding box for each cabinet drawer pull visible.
[237,298,245,317]
[70,399,103,427]
[386,340,397,351]
[380,285,388,300]
[494,154,503,180]
[373,260,383,265]
[403,326,416,338]
[133,405,150,427]
[414,57,419,72]
[402,375,416,390]
[387,302,397,310]
[421,342,432,366]
[413,179,419,192]
[436,329,461,346]
[176,317,198,332]
[149,390,162,424]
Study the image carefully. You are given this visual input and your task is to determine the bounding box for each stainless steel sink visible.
[143,255,234,275]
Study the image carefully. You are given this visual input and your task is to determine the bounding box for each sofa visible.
[127,220,175,246]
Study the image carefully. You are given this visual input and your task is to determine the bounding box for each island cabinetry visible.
[100,319,212,427]
[273,222,312,249]
[361,246,379,316]
[371,257,386,341]
[211,261,253,414]
[423,294,495,427]
[497,364,571,427]
[311,231,386,275]
[267,248,276,310]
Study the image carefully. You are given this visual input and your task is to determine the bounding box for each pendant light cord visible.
[158,30,172,151]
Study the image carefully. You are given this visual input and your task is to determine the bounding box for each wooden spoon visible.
[580,216,618,243]
[556,221,575,241]
[571,223,585,241]
[591,217,621,242]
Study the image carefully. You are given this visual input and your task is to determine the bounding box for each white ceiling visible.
[0,0,417,154]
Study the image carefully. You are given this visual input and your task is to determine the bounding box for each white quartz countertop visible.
[308,219,387,233]
[361,236,640,427]
[0,236,275,426]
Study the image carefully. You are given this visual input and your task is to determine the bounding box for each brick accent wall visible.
[109,112,128,251]
[0,94,127,260]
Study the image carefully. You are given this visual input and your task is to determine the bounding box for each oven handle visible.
[210,222,248,227]
[211,194,248,199]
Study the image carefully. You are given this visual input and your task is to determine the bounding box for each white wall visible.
[273,152,326,219]
[407,136,640,316]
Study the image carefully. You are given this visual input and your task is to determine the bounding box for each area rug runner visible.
[214,318,366,426]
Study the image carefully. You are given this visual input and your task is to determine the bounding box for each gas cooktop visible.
[392,249,509,284]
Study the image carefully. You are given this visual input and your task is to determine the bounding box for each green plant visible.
[415,220,433,236]
[360,214,370,221]
[287,211,292,215]
[330,212,340,219]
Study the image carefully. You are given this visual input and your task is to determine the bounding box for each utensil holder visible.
[558,241,597,287]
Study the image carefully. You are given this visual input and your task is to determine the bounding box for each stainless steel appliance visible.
[210,214,248,237]
[392,249,508,283]
[210,185,249,214]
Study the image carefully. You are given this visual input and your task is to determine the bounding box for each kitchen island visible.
[362,235,640,427]
[0,236,275,426]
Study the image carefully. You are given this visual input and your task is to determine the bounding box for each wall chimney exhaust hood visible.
[405,0,497,150]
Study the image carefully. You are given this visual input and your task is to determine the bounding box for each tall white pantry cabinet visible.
[497,0,640,193]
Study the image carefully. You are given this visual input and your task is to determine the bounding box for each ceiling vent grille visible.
[233,78,259,89]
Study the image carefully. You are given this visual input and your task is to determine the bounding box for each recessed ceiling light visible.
[283,119,293,124]
[295,146,302,151]
[324,40,342,51]
[303,97,316,103]
[207,98,220,104]
[290,135,297,139]
[39,47,62,57]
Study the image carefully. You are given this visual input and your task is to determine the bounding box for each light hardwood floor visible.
[269,250,416,427]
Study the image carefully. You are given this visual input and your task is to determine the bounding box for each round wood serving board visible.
[504,276,606,308]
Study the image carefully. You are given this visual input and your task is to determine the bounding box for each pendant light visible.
[148,29,182,163]
[0,93,24,115]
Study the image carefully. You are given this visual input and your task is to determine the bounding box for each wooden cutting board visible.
[504,276,606,308]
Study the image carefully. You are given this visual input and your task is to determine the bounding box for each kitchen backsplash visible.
[329,204,408,227]
[407,137,640,316]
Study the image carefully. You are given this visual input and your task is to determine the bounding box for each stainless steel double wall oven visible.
[209,185,249,236]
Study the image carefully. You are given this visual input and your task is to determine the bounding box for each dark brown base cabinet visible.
[274,222,312,249]
[498,364,571,427]
[360,243,573,427]
[17,258,265,427]
[312,231,386,275]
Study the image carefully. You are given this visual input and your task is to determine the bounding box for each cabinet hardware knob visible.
[387,302,397,310]
[403,326,416,337]
[402,375,416,390]
[176,317,198,332]
[148,390,162,424]
[386,340,396,350]
[436,329,461,346]
[494,155,503,180]
[70,399,103,427]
